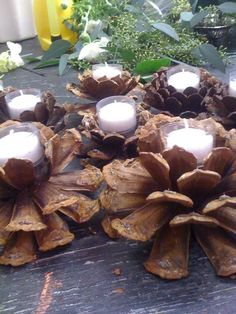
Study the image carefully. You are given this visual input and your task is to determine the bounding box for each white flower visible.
[7,41,24,67]
[0,42,24,73]
[86,20,103,34]
[78,37,110,62]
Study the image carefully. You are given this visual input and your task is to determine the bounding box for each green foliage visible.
[106,13,211,70]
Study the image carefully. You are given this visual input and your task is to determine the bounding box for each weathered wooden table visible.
[0,38,236,314]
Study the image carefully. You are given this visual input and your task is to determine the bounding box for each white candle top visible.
[168,71,200,93]
[229,79,236,97]
[98,102,136,133]
[7,94,41,119]
[167,127,213,163]
[93,65,122,80]
[0,130,44,166]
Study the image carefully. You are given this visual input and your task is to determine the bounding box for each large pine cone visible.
[67,69,140,102]
[0,89,74,132]
[144,68,226,120]
[74,103,153,167]
[100,115,236,279]
[0,121,103,266]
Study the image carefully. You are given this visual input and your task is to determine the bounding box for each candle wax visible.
[93,66,121,80]
[167,128,213,163]
[168,71,200,92]
[7,94,41,119]
[229,79,236,97]
[98,102,136,133]
[0,131,44,166]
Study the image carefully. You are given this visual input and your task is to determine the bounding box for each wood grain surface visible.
[0,38,236,314]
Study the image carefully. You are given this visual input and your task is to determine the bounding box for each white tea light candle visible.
[167,65,200,93]
[5,89,41,119]
[92,63,122,80]
[0,123,44,166]
[96,96,136,134]
[229,70,236,97]
[166,127,213,163]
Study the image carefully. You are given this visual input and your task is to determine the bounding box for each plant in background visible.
[32,0,230,76]
[0,42,24,74]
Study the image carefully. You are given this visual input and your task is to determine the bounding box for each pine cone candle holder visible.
[0,121,103,266]
[1,88,74,133]
[100,116,236,279]
[144,67,226,119]
[75,100,153,167]
[66,69,140,103]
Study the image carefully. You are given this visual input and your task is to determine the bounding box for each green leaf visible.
[34,59,60,69]
[23,56,42,63]
[41,40,71,62]
[190,10,209,27]
[152,23,179,41]
[195,43,225,72]
[135,58,171,75]
[68,51,80,60]
[180,12,194,27]
[59,54,69,75]
[218,2,236,13]
[119,49,136,62]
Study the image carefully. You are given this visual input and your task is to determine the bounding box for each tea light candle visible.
[92,63,122,80]
[167,65,200,93]
[96,96,136,134]
[0,124,44,166]
[166,128,213,163]
[5,89,41,119]
[229,70,236,97]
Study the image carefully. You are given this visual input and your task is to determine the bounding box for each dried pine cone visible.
[0,88,76,132]
[66,69,140,102]
[0,121,103,266]
[205,94,236,129]
[144,68,226,119]
[100,115,236,279]
[75,103,153,167]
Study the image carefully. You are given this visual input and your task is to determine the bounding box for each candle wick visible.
[20,90,23,96]
[183,119,189,129]
[105,62,108,68]
[9,129,14,135]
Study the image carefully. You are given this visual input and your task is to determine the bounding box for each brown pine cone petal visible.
[5,191,46,232]
[147,190,193,208]
[59,196,99,223]
[20,110,36,122]
[34,102,49,124]
[214,174,236,196]
[0,232,36,266]
[87,148,116,161]
[111,203,171,241]
[2,159,35,189]
[0,231,10,245]
[102,158,157,194]
[203,147,236,176]
[202,196,236,234]
[36,213,74,251]
[144,225,190,280]
[0,201,14,230]
[138,129,165,154]
[140,152,171,190]
[99,188,146,212]
[102,215,124,239]
[33,182,79,215]
[163,146,197,186]
[170,212,219,227]
[49,166,103,192]
[194,225,236,277]
[177,169,221,199]
[45,129,82,175]
[222,96,236,112]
